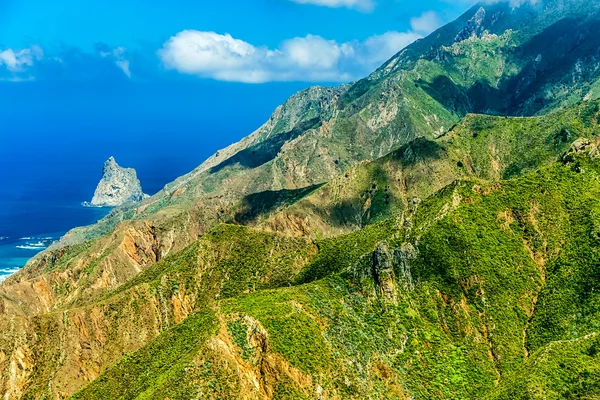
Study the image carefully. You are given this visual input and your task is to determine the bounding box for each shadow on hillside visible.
[417,76,472,116]
[210,118,321,174]
[417,15,600,117]
[389,137,445,166]
[233,183,325,224]
[468,17,600,116]
[509,17,600,114]
[324,138,446,229]
[337,78,381,113]
[330,163,397,229]
[418,76,505,116]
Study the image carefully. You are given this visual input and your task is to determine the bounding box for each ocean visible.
[0,204,110,281]
[0,80,309,281]
[0,153,197,282]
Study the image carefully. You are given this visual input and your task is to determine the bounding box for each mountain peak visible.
[455,6,486,41]
[103,156,118,171]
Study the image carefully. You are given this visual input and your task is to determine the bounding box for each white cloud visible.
[282,35,354,70]
[448,0,539,7]
[290,0,374,12]
[0,43,141,81]
[116,60,131,78]
[410,11,443,35]
[99,46,132,78]
[159,30,422,83]
[0,45,43,72]
[355,31,422,67]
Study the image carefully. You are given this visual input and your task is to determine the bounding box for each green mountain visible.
[72,110,600,399]
[2,0,600,398]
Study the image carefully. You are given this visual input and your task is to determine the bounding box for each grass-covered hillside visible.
[3,1,600,398]
[257,100,600,238]
[71,135,600,399]
[3,101,600,400]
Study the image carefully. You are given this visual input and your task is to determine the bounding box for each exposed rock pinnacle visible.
[86,157,148,207]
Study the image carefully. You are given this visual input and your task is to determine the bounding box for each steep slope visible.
[0,225,318,399]
[3,0,600,398]
[72,137,600,399]
[1,99,598,399]
[253,100,600,238]
[489,333,600,399]
[27,0,600,267]
[6,99,598,321]
[370,0,600,116]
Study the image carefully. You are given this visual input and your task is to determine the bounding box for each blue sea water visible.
[0,148,203,280]
[0,148,215,281]
[0,206,110,281]
[0,80,308,281]
[0,139,218,281]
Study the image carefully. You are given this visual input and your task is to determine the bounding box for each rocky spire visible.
[85,157,148,207]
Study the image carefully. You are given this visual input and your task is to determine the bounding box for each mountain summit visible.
[86,157,147,207]
[2,1,600,399]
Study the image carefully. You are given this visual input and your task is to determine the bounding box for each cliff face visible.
[2,1,600,398]
[87,157,147,207]
[50,0,600,250]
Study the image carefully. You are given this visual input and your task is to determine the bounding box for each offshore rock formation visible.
[3,1,600,398]
[85,157,148,207]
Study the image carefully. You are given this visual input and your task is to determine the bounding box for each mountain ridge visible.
[36,0,600,254]
[2,1,600,398]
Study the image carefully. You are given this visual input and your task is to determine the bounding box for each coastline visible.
[81,201,111,208]
[0,202,111,283]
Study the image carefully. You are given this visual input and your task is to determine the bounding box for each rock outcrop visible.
[371,241,399,303]
[4,1,600,398]
[85,157,148,207]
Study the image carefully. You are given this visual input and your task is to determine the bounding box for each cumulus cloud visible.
[283,35,354,70]
[290,0,374,12]
[0,46,43,73]
[159,30,422,83]
[410,11,443,35]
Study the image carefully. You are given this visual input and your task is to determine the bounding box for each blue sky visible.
[0,0,479,83]
[1,0,466,49]
[0,0,481,204]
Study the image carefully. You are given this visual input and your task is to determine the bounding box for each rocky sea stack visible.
[84,157,148,207]
[6,1,600,398]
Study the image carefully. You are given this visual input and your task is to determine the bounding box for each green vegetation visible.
[71,311,219,400]
[82,224,317,313]
[68,140,600,399]
[295,219,396,284]
[489,333,600,400]
[16,99,600,400]
[7,2,600,399]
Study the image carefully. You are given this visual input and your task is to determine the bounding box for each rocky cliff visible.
[86,157,148,207]
[52,0,600,250]
[2,0,600,398]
